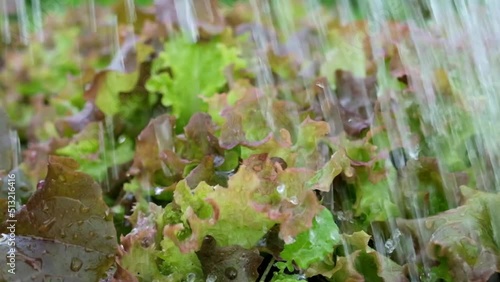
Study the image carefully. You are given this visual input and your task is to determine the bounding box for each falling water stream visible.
[1,0,500,281]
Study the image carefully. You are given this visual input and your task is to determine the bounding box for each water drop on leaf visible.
[284,235,295,244]
[425,220,434,229]
[104,210,113,221]
[276,184,286,194]
[224,267,238,280]
[186,273,196,282]
[38,217,56,233]
[42,201,49,212]
[70,257,83,272]
[206,274,218,282]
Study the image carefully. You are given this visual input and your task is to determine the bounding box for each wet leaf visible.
[0,156,116,280]
[280,208,341,269]
[118,205,167,281]
[305,150,352,192]
[196,235,263,282]
[129,114,176,181]
[85,42,154,116]
[55,122,135,182]
[55,102,104,136]
[330,231,407,282]
[397,186,500,282]
[335,70,377,137]
[0,235,114,281]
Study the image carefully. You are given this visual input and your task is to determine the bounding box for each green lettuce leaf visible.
[85,43,154,116]
[55,122,135,182]
[146,36,246,131]
[280,208,341,269]
[330,231,406,281]
[164,172,275,251]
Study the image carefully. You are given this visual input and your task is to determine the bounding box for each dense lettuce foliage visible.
[1,0,499,281]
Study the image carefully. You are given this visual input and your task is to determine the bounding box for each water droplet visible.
[408,145,420,160]
[289,196,298,205]
[154,187,164,195]
[38,217,56,233]
[213,155,225,167]
[276,184,286,194]
[224,267,238,280]
[73,234,78,240]
[186,273,196,282]
[425,220,434,229]
[284,235,295,244]
[42,202,49,212]
[385,239,396,253]
[104,210,113,221]
[77,220,84,226]
[344,167,355,177]
[70,257,83,272]
[309,229,317,241]
[206,274,218,282]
